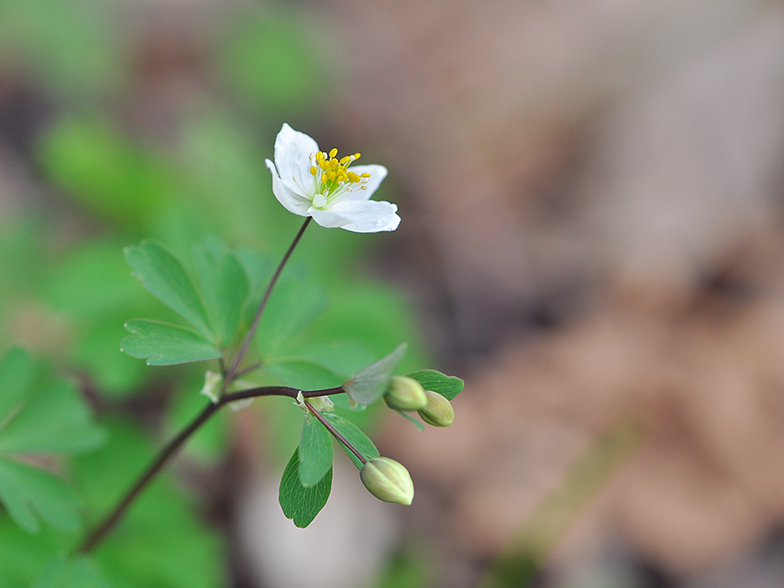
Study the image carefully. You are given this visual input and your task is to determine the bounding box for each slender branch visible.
[77,402,220,553]
[79,220,327,554]
[223,385,344,404]
[304,399,367,465]
[76,383,344,554]
[223,217,311,390]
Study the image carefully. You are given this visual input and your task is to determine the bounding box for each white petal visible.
[265,159,311,216]
[310,199,400,233]
[344,164,388,201]
[274,123,319,199]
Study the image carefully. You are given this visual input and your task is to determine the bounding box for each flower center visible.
[308,147,371,208]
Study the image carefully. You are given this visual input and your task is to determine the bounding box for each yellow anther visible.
[329,148,338,159]
[361,173,371,178]
[316,151,325,163]
[340,156,351,165]
[353,153,361,160]
[310,166,317,176]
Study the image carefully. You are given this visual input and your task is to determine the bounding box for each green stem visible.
[78,219,318,554]
[76,383,344,554]
[222,217,311,391]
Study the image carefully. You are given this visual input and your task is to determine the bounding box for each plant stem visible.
[222,385,344,404]
[76,383,343,554]
[223,217,311,391]
[304,399,367,465]
[76,401,220,554]
[79,219,321,554]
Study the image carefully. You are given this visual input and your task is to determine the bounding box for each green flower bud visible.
[384,376,427,411]
[360,457,414,505]
[417,390,455,427]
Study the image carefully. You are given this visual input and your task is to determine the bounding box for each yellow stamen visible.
[314,145,372,199]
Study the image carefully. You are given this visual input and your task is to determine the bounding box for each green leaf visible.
[124,240,213,340]
[0,348,105,535]
[121,319,221,366]
[38,118,170,225]
[0,460,81,534]
[298,414,333,487]
[236,247,276,295]
[279,448,332,528]
[264,358,345,390]
[44,239,140,318]
[256,273,328,358]
[0,380,105,455]
[0,346,35,424]
[71,419,225,588]
[191,241,249,347]
[282,341,377,380]
[407,369,464,400]
[74,313,147,397]
[32,554,110,588]
[322,413,379,470]
[343,343,407,407]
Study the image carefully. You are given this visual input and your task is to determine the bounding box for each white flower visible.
[265,124,400,233]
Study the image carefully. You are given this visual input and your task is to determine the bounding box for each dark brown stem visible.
[76,383,343,554]
[223,217,311,390]
[76,402,220,553]
[223,386,344,404]
[304,399,367,465]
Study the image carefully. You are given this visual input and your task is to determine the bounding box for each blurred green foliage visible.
[0,0,426,586]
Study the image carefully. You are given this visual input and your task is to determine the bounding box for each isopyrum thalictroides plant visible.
[0,124,462,586]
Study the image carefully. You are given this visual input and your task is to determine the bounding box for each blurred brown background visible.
[4,0,784,587]
[357,1,784,587]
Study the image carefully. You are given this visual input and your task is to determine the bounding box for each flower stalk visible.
[78,218,315,554]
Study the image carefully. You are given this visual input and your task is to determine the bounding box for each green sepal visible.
[343,343,407,407]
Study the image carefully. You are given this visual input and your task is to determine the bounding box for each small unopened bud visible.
[360,457,414,505]
[417,390,455,427]
[384,376,427,411]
